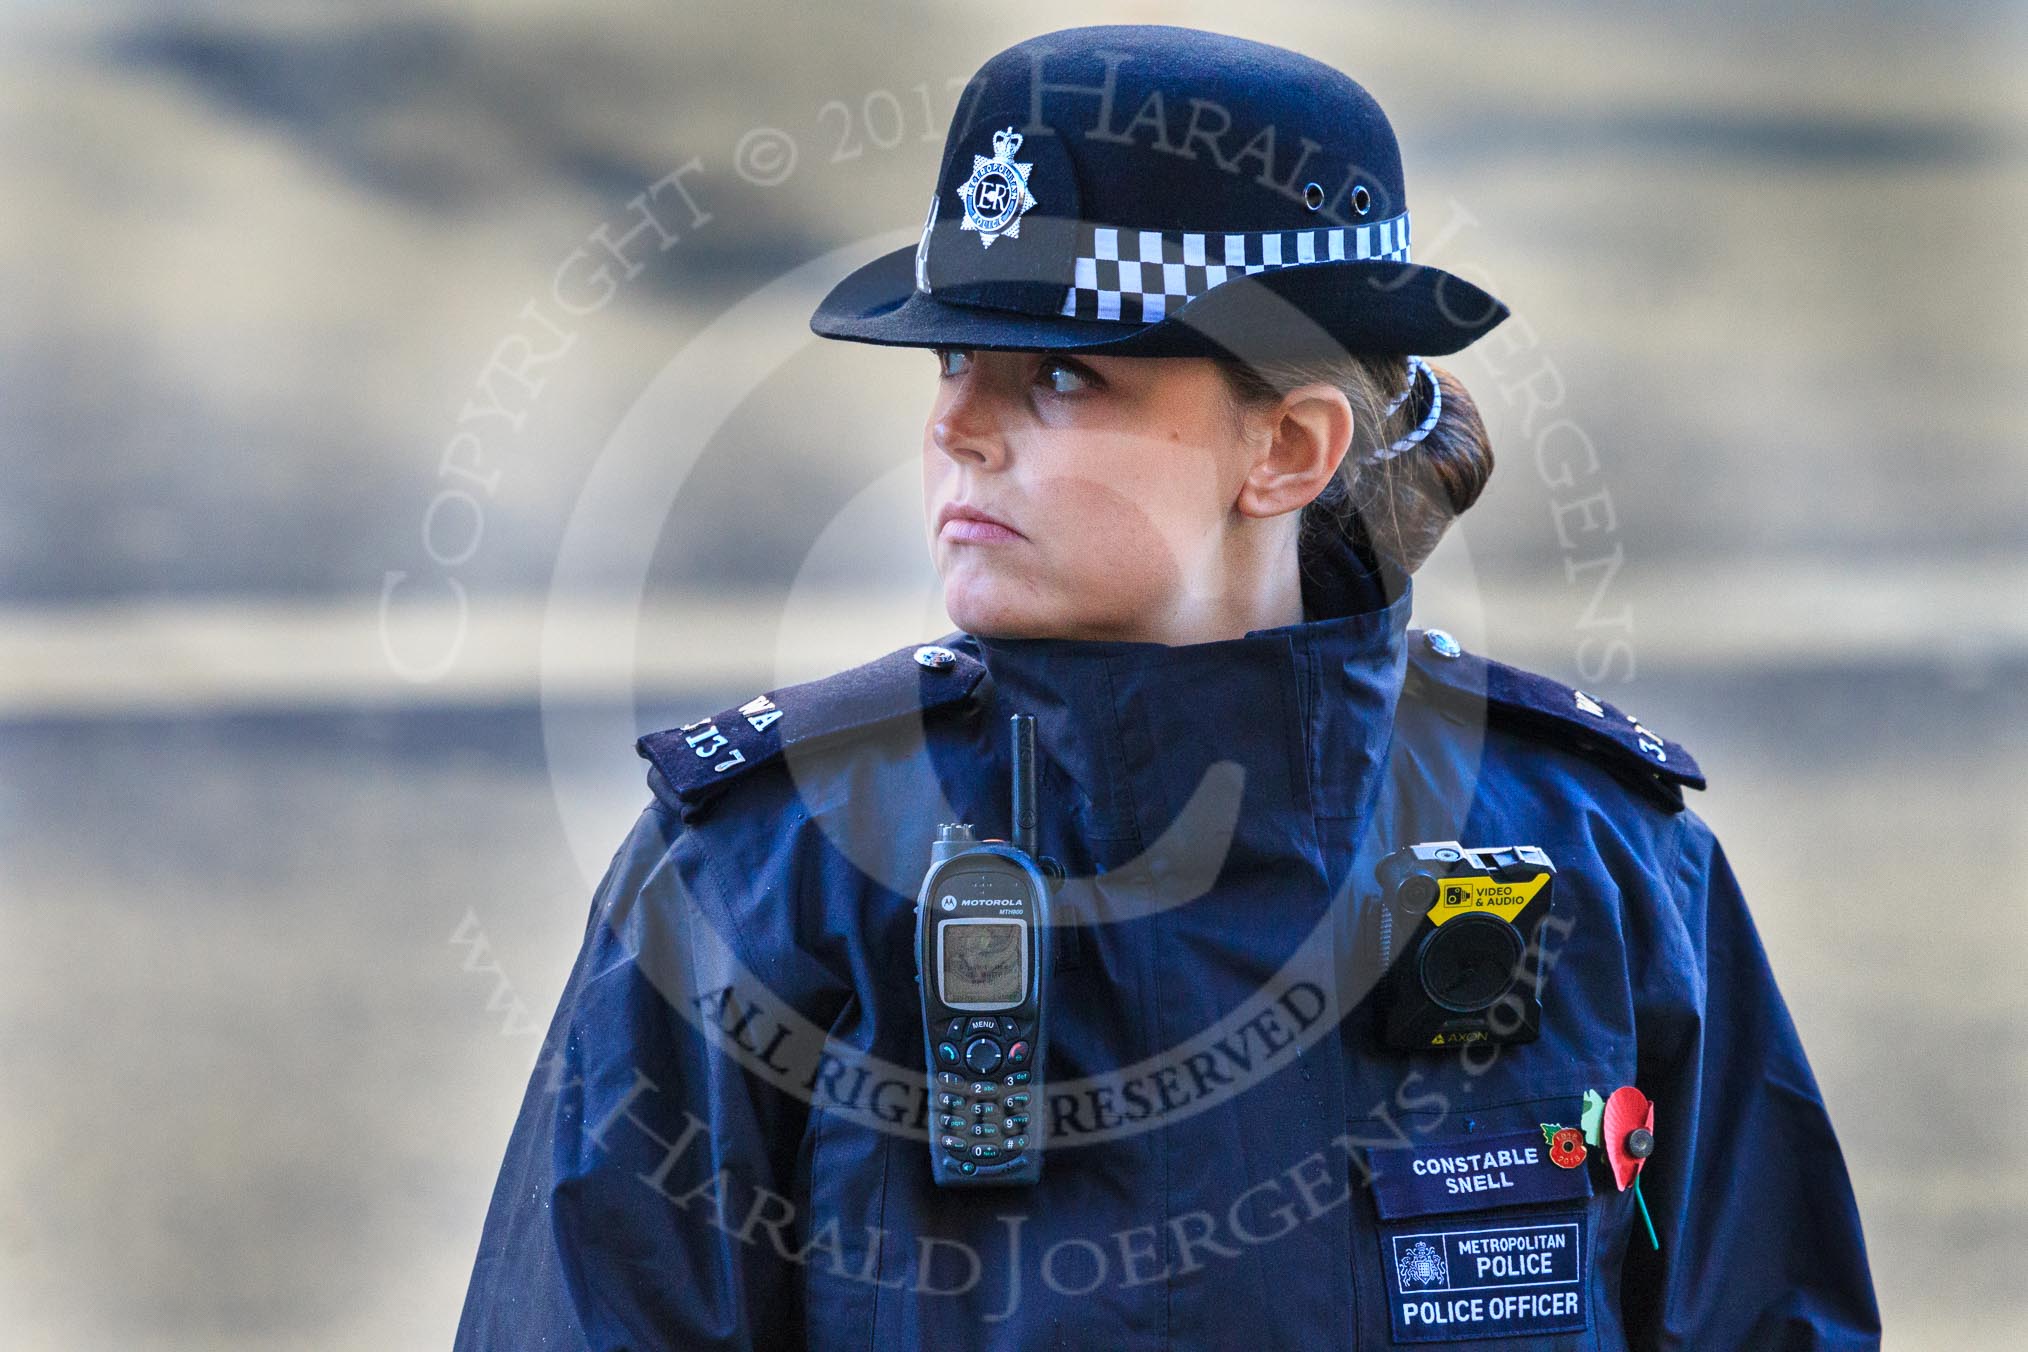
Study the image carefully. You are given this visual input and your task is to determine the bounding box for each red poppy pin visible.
[1603,1085,1656,1191]
[1602,1084,1661,1251]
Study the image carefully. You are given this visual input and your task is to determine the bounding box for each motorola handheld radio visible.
[914,713,1054,1187]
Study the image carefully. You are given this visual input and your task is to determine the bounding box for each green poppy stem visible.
[1632,1173,1659,1250]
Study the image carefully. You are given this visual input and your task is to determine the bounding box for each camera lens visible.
[1415,914,1524,1013]
[1392,870,1440,913]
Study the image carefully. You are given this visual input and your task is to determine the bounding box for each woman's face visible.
[921,347,1347,642]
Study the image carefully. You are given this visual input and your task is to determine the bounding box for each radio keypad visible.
[938,1019,1035,1167]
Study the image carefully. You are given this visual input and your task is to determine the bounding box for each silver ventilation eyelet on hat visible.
[1352,185,1373,215]
[1302,182,1325,210]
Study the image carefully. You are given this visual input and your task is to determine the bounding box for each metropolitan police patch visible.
[956,126,1038,248]
[1379,1215,1593,1343]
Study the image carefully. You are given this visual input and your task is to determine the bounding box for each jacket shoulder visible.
[635,635,987,822]
[1401,626,1707,812]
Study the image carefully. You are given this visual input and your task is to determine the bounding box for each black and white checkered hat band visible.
[1057,210,1411,323]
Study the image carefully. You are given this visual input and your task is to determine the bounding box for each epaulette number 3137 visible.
[677,693,784,775]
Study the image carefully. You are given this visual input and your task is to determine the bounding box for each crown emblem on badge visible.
[1397,1240,1448,1289]
[955,126,1037,248]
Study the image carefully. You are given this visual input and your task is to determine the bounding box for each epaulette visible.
[1401,626,1706,812]
[636,636,988,822]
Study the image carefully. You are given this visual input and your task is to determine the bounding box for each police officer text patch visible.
[1366,1129,1594,1220]
[1379,1214,1592,1343]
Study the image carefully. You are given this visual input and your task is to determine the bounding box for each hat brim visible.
[809,243,1510,359]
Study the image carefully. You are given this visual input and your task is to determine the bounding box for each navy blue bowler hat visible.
[810,24,1511,359]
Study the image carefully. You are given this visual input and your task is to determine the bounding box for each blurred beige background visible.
[0,0,2022,1347]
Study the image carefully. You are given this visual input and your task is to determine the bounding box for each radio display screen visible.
[939,919,1026,1006]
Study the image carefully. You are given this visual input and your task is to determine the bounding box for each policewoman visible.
[456,24,1881,1351]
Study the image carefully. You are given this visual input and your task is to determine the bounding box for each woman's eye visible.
[935,348,969,378]
[1037,358,1092,395]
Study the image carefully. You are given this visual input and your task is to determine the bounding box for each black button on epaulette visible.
[1403,626,1706,811]
[636,633,987,821]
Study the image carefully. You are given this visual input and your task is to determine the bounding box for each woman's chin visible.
[942,571,1051,639]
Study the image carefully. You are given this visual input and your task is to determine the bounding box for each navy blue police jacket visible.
[454,544,1881,1351]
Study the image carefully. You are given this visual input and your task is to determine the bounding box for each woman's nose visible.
[930,371,1008,467]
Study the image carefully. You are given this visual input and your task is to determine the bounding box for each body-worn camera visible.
[913,713,1055,1187]
[1372,841,1558,1052]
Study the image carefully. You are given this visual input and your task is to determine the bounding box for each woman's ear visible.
[1234,382,1353,521]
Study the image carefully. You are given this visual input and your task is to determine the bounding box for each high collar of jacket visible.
[943,526,1413,847]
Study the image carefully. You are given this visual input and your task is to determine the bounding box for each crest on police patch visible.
[1397,1240,1448,1289]
[956,126,1038,248]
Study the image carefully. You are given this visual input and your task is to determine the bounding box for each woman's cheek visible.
[1060,510,1184,623]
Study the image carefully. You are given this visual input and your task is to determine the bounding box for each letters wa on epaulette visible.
[636,637,988,821]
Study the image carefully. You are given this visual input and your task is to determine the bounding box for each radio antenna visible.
[1010,713,1037,859]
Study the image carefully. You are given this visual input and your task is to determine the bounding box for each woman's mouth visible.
[943,518,1022,543]
[940,505,1023,543]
